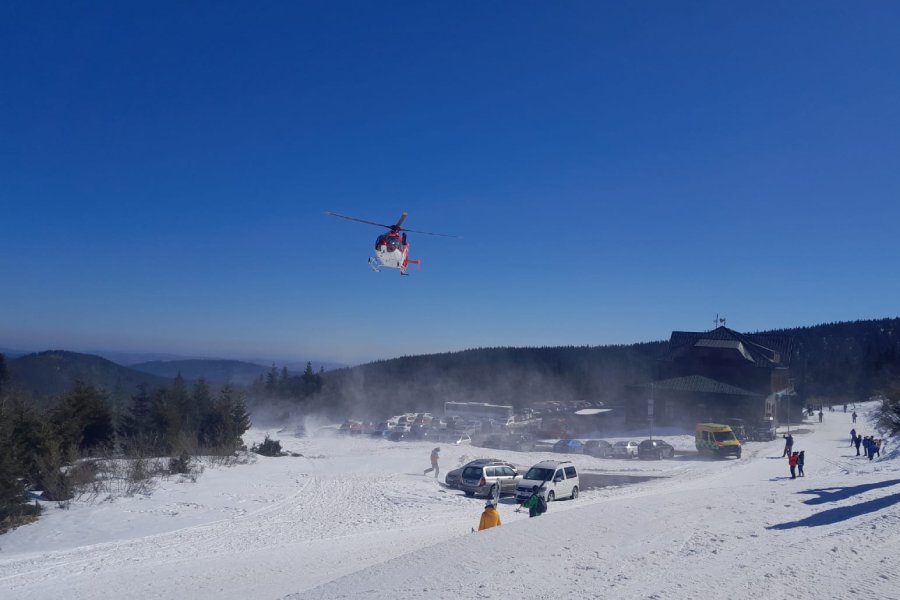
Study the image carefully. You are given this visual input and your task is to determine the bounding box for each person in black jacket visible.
[797,451,805,477]
[782,433,794,457]
[854,434,863,456]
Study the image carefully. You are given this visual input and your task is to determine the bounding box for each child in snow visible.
[797,451,805,477]
[478,499,501,531]
[788,451,799,479]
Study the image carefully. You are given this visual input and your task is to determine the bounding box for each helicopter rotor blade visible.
[398,227,460,238]
[325,211,394,229]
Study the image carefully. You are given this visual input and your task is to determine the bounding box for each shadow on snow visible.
[767,480,900,530]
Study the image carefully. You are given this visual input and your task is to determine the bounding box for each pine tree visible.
[53,381,114,454]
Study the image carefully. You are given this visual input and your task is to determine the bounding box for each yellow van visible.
[695,423,742,458]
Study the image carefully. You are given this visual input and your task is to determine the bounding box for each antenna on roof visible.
[713,314,727,329]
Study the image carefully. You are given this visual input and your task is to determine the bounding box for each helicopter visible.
[325,211,457,275]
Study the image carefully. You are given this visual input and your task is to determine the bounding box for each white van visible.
[515,460,579,503]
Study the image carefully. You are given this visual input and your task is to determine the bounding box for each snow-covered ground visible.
[1,403,898,600]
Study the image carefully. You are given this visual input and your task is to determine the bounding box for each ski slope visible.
[1,403,898,600]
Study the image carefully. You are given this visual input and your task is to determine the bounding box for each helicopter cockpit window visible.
[376,234,400,252]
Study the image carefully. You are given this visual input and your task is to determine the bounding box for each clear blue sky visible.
[2,2,899,364]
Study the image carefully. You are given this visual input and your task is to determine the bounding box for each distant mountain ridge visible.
[130,359,273,385]
[5,350,173,406]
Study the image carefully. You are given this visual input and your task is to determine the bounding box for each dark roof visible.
[632,375,762,397]
[667,326,792,367]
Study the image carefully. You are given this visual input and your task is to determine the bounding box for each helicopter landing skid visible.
[367,257,381,272]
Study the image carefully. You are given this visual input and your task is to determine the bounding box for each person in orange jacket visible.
[478,499,502,531]
[788,451,799,479]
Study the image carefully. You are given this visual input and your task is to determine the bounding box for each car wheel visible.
[464,491,474,497]
[571,486,578,500]
[547,490,555,502]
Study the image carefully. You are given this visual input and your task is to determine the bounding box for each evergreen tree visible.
[0,396,29,526]
[120,384,156,453]
[150,386,181,452]
[189,378,213,435]
[265,364,278,393]
[0,353,7,396]
[52,381,115,454]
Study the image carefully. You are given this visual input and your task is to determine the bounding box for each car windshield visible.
[462,466,483,478]
[714,431,736,442]
[614,442,629,447]
[523,467,554,481]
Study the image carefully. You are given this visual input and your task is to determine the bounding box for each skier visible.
[797,450,805,477]
[522,485,545,518]
[788,451,799,479]
[423,447,440,478]
[478,498,501,531]
[854,433,863,456]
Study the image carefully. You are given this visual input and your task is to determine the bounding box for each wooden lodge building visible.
[626,326,794,427]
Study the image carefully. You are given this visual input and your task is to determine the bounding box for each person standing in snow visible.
[478,499,502,531]
[522,485,543,518]
[854,433,863,456]
[850,428,857,446]
[423,447,440,478]
[818,410,823,423]
[782,433,794,457]
[852,411,858,423]
[788,451,799,479]
[797,451,805,477]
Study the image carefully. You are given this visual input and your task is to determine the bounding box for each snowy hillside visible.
[1,403,897,600]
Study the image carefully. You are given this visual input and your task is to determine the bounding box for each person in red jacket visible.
[788,451,799,479]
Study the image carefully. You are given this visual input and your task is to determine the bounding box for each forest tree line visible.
[0,358,250,533]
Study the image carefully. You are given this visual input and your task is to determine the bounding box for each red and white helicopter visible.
[326,211,457,275]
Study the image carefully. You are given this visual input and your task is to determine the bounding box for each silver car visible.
[458,460,521,498]
[611,440,639,459]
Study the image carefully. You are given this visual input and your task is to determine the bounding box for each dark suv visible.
[637,439,675,460]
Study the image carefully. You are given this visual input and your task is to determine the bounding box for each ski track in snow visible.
[1,405,899,600]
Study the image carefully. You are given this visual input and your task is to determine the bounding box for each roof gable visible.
[668,326,792,367]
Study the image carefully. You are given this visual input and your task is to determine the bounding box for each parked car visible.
[481,434,507,450]
[637,439,675,460]
[442,431,472,445]
[552,439,585,454]
[724,418,749,442]
[458,460,522,498]
[384,430,410,442]
[611,440,639,459]
[515,460,580,503]
[750,420,777,441]
[503,433,536,452]
[445,457,515,490]
[583,439,613,458]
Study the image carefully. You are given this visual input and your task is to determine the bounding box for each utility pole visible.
[648,383,654,441]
